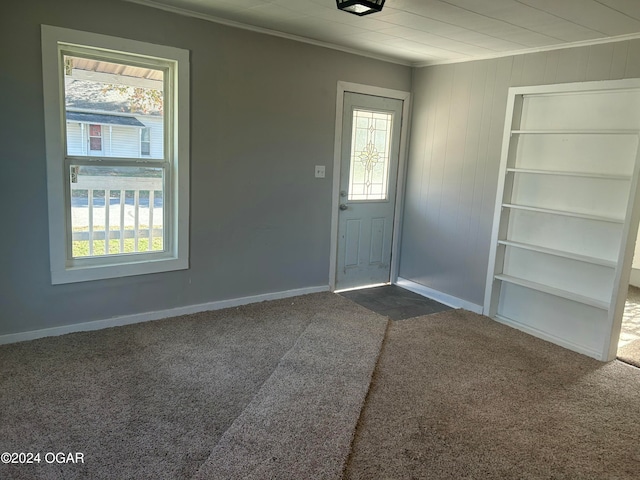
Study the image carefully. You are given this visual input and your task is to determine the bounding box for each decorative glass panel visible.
[348,109,393,201]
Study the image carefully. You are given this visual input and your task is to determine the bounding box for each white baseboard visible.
[395,278,483,314]
[0,285,330,345]
[630,268,640,288]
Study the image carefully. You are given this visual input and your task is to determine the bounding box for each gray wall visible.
[400,40,640,307]
[0,0,411,335]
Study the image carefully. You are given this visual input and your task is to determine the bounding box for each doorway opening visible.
[618,233,640,367]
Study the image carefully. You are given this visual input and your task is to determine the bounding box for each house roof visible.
[66,111,146,127]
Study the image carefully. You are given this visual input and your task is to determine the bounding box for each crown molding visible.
[415,32,640,68]
[123,0,412,67]
[123,1,640,70]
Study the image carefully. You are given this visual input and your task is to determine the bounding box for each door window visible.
[347,109,393,201]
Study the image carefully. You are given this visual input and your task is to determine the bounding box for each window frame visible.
[42,25,190,284]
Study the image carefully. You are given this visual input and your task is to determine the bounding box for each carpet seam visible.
[340,316,392,480]
[616,356,640,369]
[189,318,316,479]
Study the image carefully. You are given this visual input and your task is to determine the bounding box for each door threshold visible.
[334,283,389,294]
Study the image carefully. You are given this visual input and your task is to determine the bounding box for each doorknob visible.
[339,204,348,211]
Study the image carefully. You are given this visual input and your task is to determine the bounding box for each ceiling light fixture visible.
[336,0,385,16]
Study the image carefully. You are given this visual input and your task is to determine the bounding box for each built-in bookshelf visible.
[484,81,640,361]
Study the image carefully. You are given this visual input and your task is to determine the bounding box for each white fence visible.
[71,175,164,256]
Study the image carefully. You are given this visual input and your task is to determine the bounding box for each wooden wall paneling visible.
[400,38,640,309]
[586,43,615,81]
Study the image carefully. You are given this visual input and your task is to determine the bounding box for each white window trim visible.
[41,25,190,284]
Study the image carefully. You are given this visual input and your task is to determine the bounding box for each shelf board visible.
[505,168,631,181]
[494,274,610,310]
[502,203,625,224]
[497,240,617,268]
[511,129,639,135]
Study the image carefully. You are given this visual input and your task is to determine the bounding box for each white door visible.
[335,92,403,290]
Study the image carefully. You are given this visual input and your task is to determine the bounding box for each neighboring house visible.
[64,74,164,159]
[65,111,162,158]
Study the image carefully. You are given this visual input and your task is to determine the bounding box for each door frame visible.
[329,81,411,291]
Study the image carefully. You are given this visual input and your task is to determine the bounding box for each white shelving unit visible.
[484,80,640,361]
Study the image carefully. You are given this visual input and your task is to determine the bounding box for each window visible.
[88,124,102,152]
[140,127,151,156]
[42,26,190,284]
[348,109,393,201]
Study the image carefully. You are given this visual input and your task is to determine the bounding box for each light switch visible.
[315,165,325,178]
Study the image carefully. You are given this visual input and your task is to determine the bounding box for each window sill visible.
[52,254,188,285]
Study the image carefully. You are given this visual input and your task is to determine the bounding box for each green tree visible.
[101,85,163,114]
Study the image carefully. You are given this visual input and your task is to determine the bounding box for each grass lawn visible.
[72,226,163,257]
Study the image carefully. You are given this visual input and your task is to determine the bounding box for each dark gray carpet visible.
[193,309,388,479]
[0,292,380,480]
[339,285,451,320]
[345,308,640,480]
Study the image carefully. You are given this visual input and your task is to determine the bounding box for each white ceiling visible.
[126,0,640,66]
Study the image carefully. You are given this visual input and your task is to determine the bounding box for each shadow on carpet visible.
[192,309,387,479]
